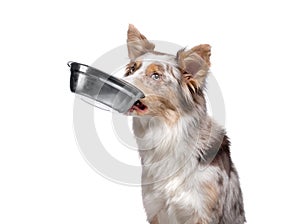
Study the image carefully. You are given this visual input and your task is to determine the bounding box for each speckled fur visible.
[124,24,246,224]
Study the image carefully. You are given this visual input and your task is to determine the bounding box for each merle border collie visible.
[123,24,245,224]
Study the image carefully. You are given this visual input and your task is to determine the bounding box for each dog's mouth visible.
[129,100,148,113]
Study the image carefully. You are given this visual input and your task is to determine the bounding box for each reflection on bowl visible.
[68,62,145,113]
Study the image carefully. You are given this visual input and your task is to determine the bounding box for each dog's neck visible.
[132,113,225,172]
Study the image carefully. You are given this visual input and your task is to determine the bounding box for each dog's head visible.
[124,24,211,125]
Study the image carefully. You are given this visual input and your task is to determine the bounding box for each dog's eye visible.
[150,73,161,80]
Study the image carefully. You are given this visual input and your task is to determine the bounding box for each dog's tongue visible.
[129,105,139,112]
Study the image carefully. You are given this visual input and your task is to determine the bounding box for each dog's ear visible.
[127,24,155,60]
[177,44,211,92]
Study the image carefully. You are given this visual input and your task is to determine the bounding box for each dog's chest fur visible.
[132,116,236,224]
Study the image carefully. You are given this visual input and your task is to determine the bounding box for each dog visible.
[123,24,246,224]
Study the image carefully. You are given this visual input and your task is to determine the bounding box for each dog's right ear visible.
[127,24,155,60]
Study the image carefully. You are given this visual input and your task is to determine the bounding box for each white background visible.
[1,0,300,223]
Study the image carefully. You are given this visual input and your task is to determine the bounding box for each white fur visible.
[133,115,227,224]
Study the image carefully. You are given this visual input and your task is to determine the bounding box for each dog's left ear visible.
[177,44,211,92]
[127,24,155,60]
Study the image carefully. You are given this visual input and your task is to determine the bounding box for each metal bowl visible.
[68,62,144,113]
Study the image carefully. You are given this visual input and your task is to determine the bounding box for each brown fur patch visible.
[140,95,179,126]
[125,61,142,76]
[150,216,159,224]
[196,219,209,224]
[145,63,165,76]
[202,182,219,213]
[182,74,200,93]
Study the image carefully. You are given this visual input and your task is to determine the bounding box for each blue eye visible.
[150,73,161,80]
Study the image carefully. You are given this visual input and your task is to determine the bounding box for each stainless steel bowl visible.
[68,62,144,113]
